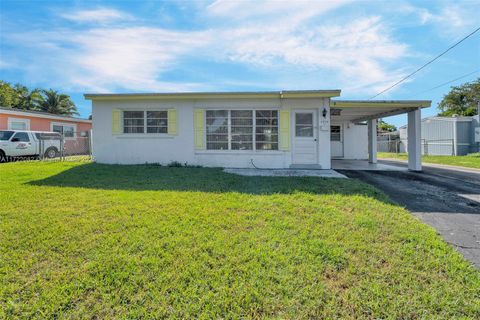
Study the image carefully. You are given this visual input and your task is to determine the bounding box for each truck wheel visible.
[44,147,59,159]
[0,150,6,163]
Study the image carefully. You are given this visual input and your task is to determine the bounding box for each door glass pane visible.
[0,131,14,141]
[330,126,341,141]
[295,113,313,137]
[12,132,29,142]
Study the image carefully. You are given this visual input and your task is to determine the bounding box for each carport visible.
[331,100,431,171]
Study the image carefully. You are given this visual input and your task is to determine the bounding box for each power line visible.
[410,69,479,96]
[369,26,480,99]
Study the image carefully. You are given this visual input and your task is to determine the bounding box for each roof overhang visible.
[331,100,431,123]
[84,90,342,101]
[0,107,91,123]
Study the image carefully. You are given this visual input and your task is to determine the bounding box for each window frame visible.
[8,117,30,131]
[50,122,77,140]
[121,110,170,136]
[204,109,280,152]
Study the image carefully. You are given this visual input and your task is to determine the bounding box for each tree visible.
[13,84,42,110]
[378,119,396,132]
[0,81,18,108]
[37,89,79,116]
[437,78,480,116]
[1,81,78,116]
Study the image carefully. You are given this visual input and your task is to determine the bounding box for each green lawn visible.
[378,152,480,169]
[1,161,479,319]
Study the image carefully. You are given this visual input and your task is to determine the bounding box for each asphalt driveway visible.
[338,160,480,268]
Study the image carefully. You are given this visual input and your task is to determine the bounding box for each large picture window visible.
[123,111,168,134]
[206,110,278,151]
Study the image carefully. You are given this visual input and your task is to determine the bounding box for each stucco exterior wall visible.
[92,97,332,168]
[342,122,368,159]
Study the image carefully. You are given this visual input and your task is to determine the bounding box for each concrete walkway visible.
[224,168,347,178]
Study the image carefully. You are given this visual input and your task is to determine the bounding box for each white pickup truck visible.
[0,130,62,161]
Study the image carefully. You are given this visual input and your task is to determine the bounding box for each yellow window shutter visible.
[194,109,205,149]
[112,109,121,135]
[168,109,177,135]
[279,110,290,150]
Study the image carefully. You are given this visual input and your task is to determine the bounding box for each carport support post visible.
[407,108,422,171]
[367,119,377,163]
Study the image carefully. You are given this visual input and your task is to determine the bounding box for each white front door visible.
[292,110,318,164]
[331,124,344,158]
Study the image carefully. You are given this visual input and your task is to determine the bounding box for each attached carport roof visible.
[331,100,431,123]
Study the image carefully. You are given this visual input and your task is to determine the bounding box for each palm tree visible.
[37,89,79,116]
[13,84,42,110]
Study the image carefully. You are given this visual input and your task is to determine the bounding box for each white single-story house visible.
[85,90,431,171]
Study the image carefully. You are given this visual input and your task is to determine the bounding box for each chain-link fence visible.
[0,130,92,163]
[38,130,92,161]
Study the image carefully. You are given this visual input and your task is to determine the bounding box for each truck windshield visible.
[0,131,14,141]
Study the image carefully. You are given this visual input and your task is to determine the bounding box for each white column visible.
[407,108,422,171]
[367,119,377,163]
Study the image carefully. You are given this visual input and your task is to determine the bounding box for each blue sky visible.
[1,0,479,127]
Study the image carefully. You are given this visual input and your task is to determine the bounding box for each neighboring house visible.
[399,115,480,156]
[85,90,430,171]
[0,107,92,155]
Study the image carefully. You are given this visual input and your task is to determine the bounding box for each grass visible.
[1,161,479,319]
[378,152,480,169]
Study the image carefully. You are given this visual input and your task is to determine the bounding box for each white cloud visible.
[60,8,133,23]
[70,27,211,91]
[207,0,351,24]
[207,1,409,93]
[4,26,210,92]
[3,1,411,95]
[398,2,479,38]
